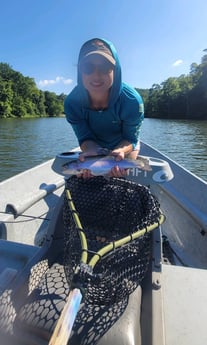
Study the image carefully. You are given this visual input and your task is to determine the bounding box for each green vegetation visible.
[0,63,65,118]
[136,50,207,119]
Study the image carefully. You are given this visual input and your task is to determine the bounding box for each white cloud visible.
[37,76,73,87]
[63,78,73,85]
[172,59,183,67]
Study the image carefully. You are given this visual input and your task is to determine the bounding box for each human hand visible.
[108,149,128,177]
[78,150,98,162]
[110,149,125,161]
[78,148,110,162]
[77,150,99,178]
[108,166,129,178]
[77,169,94,179]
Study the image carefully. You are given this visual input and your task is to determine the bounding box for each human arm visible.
[111,140,139,160]
[79,140,109,160]
[109,86,144,176]
[118,84,144,152]
[64,89,98,150]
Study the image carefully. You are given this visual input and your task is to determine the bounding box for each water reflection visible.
[0,118,78,181]
[0,118,206,182]
[142,119,207,181]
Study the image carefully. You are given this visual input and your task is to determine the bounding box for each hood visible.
[77,38,122,108]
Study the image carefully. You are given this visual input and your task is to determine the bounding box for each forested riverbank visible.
[137,50,207,120]
[0,63,65,118]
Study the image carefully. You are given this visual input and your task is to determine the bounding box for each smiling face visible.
[79,55,114,105]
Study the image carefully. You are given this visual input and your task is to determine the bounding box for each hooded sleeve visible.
[64,87,96,145]
[119,84,144,149]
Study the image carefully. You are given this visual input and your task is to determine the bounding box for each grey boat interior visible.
[0,142,207,345]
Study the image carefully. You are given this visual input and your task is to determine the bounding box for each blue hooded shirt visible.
[64,38,144,150]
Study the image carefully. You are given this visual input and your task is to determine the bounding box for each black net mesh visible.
[63,176,161,305]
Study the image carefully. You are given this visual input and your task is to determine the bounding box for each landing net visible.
[63,176,162,305]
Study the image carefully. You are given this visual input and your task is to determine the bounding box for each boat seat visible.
[14,261,142,345]
[0,239,39,293]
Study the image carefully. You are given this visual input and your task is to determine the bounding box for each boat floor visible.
[162,264,207,345]
[0,251,143,345]
[1,203,207,345]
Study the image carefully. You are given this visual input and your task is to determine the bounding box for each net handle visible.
[89,213,165,267]
[66,189,88,264]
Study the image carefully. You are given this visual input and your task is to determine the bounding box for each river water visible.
[0,117,207,182]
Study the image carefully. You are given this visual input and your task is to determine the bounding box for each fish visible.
[62,155,151,176]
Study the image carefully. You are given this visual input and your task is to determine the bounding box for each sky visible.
[1,0,207,95]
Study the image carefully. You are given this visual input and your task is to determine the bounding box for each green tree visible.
[0,63,65,118]
[177,75,193,118]
[0,78,13,118]
[144,84,163,118]
[190,51,207,118]
[44,91,64,116]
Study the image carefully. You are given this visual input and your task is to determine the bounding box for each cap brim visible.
[85,51,116,65]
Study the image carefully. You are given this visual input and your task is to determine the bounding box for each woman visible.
[64,38,144,177]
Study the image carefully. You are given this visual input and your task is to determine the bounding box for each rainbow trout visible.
[62,155,151,176]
